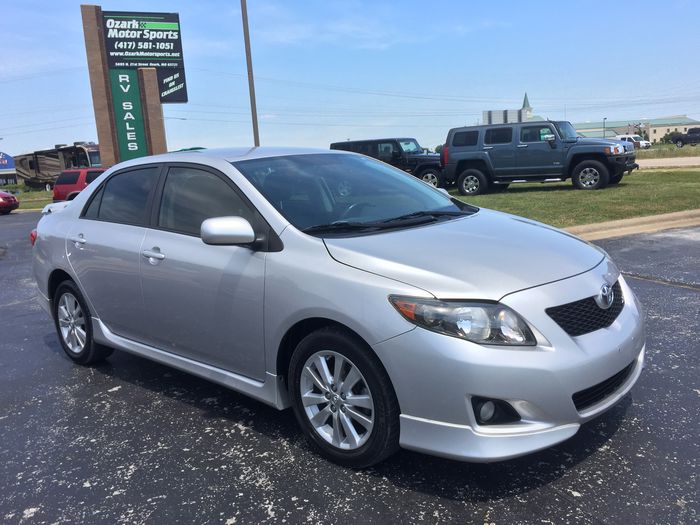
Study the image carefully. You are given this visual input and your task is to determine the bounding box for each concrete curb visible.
[637,157,700,169]
[565,209,700,241]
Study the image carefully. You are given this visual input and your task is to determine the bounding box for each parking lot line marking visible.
[623,272,700,292]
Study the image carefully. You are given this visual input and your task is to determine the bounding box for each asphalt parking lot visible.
[1,212,698,524]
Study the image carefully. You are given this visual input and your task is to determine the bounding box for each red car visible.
[53,168,105,202]
[0,190,19,215]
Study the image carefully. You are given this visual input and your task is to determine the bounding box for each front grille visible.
[572,361,635,411]
[546,281,624,337]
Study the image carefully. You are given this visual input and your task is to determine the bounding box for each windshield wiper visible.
[380,210,468,223]
[302,221,378,234]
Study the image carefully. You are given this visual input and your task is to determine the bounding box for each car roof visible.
[331,138,415,144]
[448,121,558,133]
[141,147,340,163]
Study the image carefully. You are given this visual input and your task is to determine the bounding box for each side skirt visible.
[92,317,291,410]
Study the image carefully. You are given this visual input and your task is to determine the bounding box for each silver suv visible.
[33,148,645,467]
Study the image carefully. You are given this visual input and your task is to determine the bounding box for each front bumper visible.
[0,202,19,213]
[373,262,645,462]
[609,154,637,174]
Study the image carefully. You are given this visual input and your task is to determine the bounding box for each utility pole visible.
[603,117,607,139]
[240,0,260,147]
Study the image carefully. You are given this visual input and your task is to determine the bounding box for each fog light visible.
[479,400,496,422]
[471,396,521,425]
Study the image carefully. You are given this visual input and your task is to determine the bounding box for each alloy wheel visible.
[57,292,86,354]
[579,167,600,187]
[462,175,480,194]
[299,351,374,450]
[422,172,439,187]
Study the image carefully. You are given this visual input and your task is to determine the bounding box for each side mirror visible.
[201,216,256,245]
[391,150,402,159]
[543,134,556,142]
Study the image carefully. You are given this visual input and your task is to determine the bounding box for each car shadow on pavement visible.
[368,398,630,502]
[45,333,631,502]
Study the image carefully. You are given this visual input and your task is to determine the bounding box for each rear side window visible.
[484,128,513,144]
[86,170,103,183]
[55,171,79,185]
[97,166,159,225]
[452,130,479,147]
[158,167,255,236]
[355,142,378,156]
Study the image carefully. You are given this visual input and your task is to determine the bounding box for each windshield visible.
[554,121,579,140]
[88,150,101,167]
[631,135,643,141]
[233,153,472,234]
[398,139,422,153]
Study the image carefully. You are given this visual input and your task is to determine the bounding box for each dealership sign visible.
[0,152,15,172]
[102,11,187,103]
[109,70,148,161]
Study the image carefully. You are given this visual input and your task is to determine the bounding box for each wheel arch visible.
[48,268,74,303]
[567,153,609,176]
[455,158,492,179]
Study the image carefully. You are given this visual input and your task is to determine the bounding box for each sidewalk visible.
[638,157,700,169]
[565,209,700,241]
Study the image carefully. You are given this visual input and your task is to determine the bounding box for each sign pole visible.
[240,0,260,147]
[81,4,118,167]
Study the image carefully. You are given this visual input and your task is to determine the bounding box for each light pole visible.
[240,0,260,147]
[603,117,607,139]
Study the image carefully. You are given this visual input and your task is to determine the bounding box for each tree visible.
[434,144,443,153]
[660,131,682,144]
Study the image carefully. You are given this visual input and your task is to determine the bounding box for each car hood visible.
[323,209,604,300]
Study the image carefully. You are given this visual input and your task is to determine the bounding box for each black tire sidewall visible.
[457,169,488,195]
[572,160,610,190]
[288,328,399,468]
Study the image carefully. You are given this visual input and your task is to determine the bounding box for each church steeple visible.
[522,92,532,110]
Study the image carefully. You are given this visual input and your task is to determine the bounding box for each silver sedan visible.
[33,148,645,467]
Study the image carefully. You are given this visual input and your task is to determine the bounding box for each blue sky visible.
[1,0,699,156]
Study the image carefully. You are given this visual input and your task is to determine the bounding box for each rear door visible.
[516,124,564,175]
[137,164,267,380]
[483,127,516,177]
[67,165,161,340]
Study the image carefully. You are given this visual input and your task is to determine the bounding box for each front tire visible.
[289,327,399,468]
[572,160,609,190]
[457,168,488,196]
[676,140,684,148]
[418,168,443,188]
[53,280,113,365]
[609,172,624,185]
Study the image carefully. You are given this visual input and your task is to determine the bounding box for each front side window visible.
[520,126,555,143]
[96,166,159,225]
[158,167,254,236]
[484,127,513,145]
[234,153,472,233]
[377,142,398,158]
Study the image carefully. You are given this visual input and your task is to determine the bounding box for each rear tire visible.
[418,168,443,188]
[457,169,488,196]
[676,140,684,148]
[572,160,609,190]
[289,327,400,468]
[52,280,113,365]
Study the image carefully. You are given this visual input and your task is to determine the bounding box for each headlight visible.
[604,144,624,155]
[389,296,536,346]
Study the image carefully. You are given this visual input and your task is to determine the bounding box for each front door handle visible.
[517,144,528,148]
[142,249,166,262]
[482,146,493,150]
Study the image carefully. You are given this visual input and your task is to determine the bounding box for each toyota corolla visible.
[33,148,645,467]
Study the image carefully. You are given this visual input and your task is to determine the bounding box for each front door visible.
[516,124,564,175]
[138,165,267,381]
[66,165,160,340]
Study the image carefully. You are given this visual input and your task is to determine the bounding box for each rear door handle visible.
[482,146,493,150]
[69,235,86,248]
[142,249,166,261]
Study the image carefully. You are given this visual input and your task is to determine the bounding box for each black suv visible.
[330,138,443,186]
[674,127,700,148]
[441,121,638,195]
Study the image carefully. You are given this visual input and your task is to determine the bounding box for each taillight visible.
[440,145,448,167]
[30,229,38,246]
